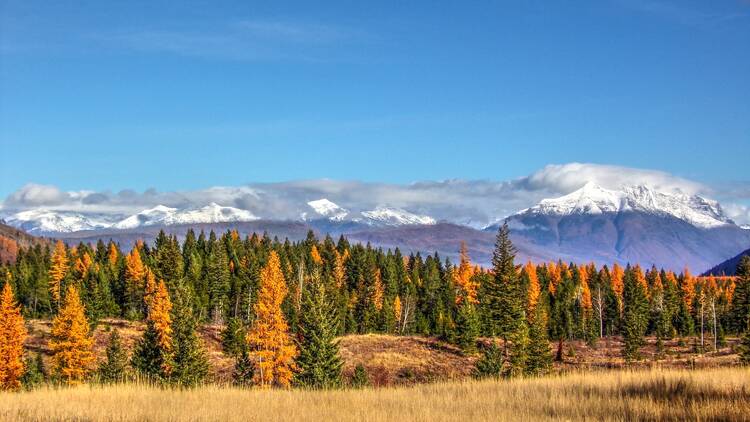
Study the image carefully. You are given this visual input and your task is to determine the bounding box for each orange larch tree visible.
[48,240,69,308]
[453,242,479,304]
[49,285,95,385]
[681,268,696,314]
[246,251,298,388]
[149,280,173,353]
[0,283,27,390]
[523,261,540,315]
[610,263,625,316]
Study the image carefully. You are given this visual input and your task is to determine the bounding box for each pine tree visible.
[481,222,527,376]
[170,288,209,387]
[455,300,480,353]
[349,363,370,388]
[729,256,750,334]
[233,349,255,386]
[738,329,750,365]
[48,240,68,309]
[206,241,230,324]
[98,329,128,383]
[473,341,504,379]
[21,353,45,389]
[622,266,649,361]
[49,286,95,385]
[246,251,298,388]
[0,283,27,390]
[221,317,247,358]
[525,307,552,376]
[295,271,343,389]
[131,321,169,380]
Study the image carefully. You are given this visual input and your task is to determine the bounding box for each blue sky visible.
[1,0,749,198]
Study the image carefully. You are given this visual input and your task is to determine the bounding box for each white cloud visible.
[2,163,749,227]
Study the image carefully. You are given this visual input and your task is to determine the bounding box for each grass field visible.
[1,367,748,421]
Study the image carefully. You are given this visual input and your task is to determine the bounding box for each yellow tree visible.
[611,263,625,316]
[524,261,540,315]
[107,242,119,269]
[333,250,346,288]
[0,283,27,390]
[148,280,173,371]
[124,247,147,313]
[393,296,402,333]
[453,242,479,304]
[310,245,323,266]
[246,251,298,388]
[48,240,69,308]
[49,286,95,384]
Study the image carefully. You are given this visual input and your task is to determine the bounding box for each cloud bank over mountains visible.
[2,163,749,227]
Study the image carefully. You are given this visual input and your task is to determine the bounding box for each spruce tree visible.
[349,364,370,388]
[622,266,649,361]
[737,329,750,365]
[21,353,45,390]
[221,317,247,358]
[730,256,750,334]
[233,349,255,386]
[294,271,343,389]
[525,307,552,376]
[131,321,170,380]
[481,222,527,376]
[455,300,480,354]
[170,288,209,387]
[473,341,504,379]
[99,329,128,383]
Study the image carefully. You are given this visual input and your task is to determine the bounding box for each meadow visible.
[1,367,748,422]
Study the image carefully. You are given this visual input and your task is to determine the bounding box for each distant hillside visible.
[0,221,49,263]
[703,248,750,276]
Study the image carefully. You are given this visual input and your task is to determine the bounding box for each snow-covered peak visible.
[307,198,348,221]
[114,203,257,229]
[5,209,113,233]
[360,207,436,226]
[519,183,732,229]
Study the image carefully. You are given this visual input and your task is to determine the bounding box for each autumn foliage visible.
[48,240,68,307]
[246,251,298,388]
[0,283,27,390]
[49,286,95,385]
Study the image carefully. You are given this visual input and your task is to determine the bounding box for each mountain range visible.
[2,183,748,272]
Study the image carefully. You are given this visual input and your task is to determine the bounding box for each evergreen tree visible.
[221,317,247,358]
[349,364,370,388]
[233,349,255,386]
[170,288,209,387]
[294,270,343,389]
[98,329,128,383]
[729,256,750,334]
[622,266,649,361]
[21,353,45,389]
[473,341,504,379]
[737,329,750,365]
[455,300,480,354]
[525,307,552,376]
[131,321,170,380]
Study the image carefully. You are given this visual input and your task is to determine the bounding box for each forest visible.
[1,223,749,390]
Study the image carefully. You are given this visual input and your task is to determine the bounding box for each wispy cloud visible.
[616,0,749,28]
[100,19,372,62]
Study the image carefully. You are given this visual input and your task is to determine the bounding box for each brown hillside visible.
[24,319,742,386]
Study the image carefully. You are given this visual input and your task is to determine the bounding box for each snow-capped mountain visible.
[4,209,114,233]
[517,182,732,229]
[306,199,349,221]
[114,203,258,229]
[360,207,437,226]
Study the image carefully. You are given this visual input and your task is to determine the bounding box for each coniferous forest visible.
[1,222,749,390]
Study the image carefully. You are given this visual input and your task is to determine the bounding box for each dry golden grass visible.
[1,367,748,421]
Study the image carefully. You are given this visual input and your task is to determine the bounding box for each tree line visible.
[1,223,749,390]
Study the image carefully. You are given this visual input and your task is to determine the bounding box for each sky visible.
[0,1,749,213]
